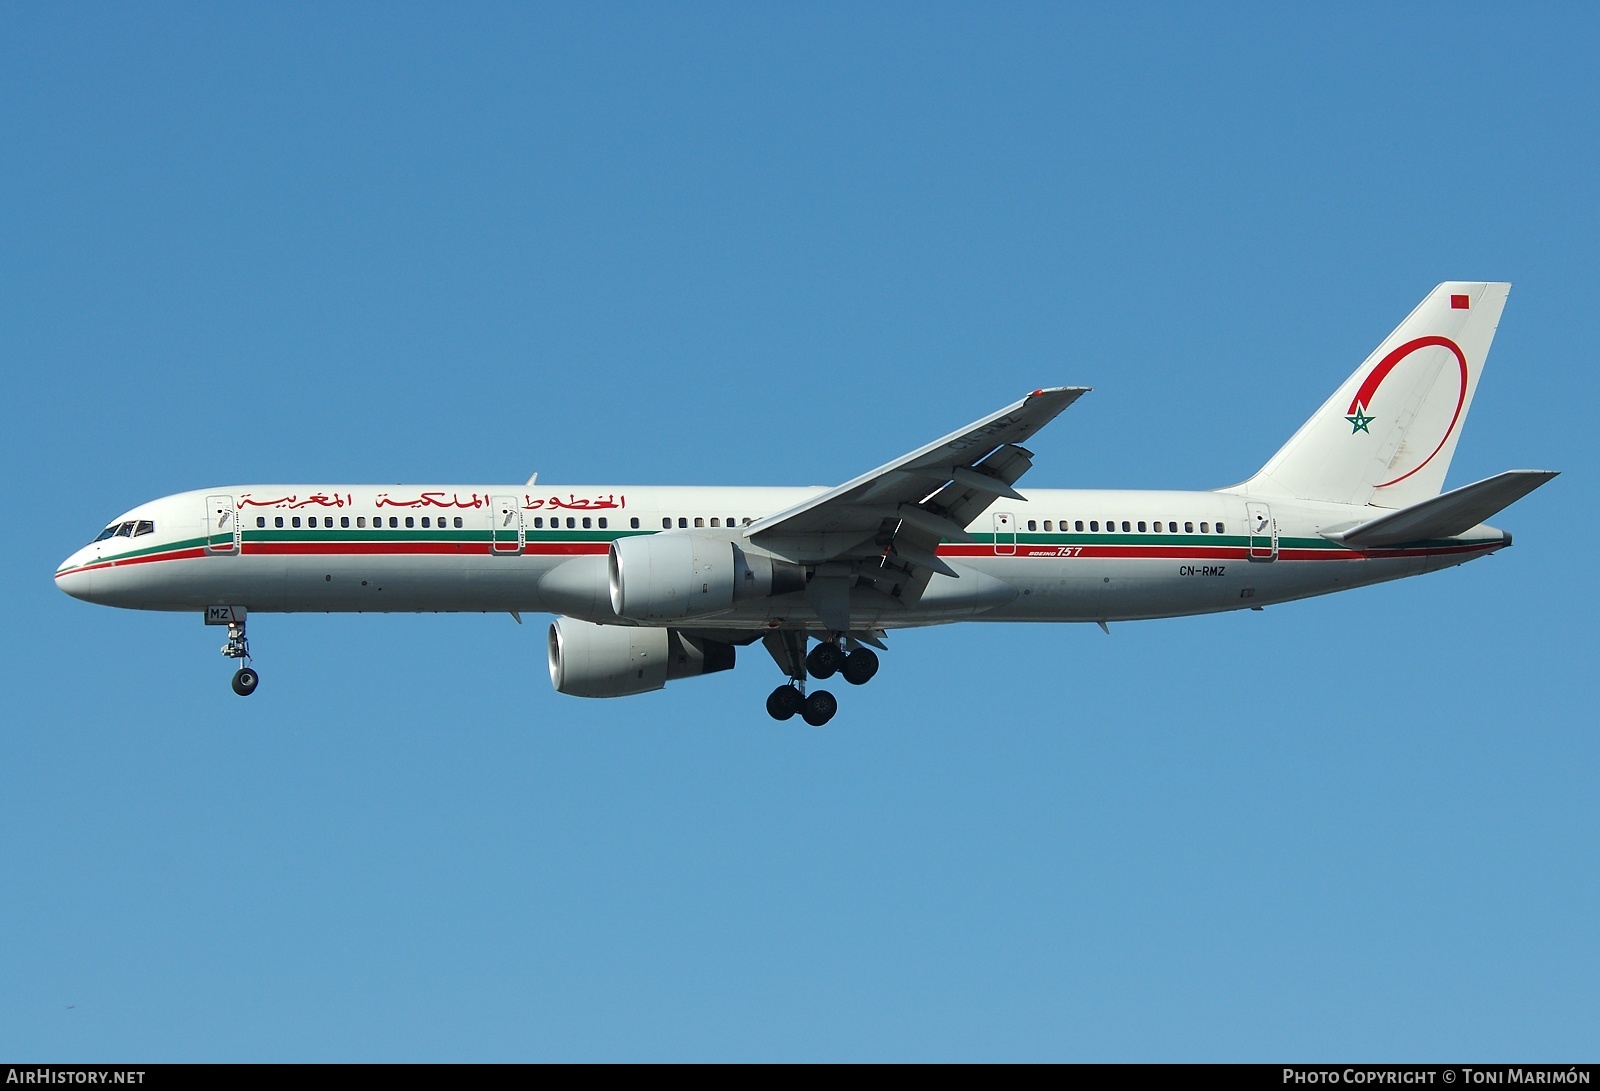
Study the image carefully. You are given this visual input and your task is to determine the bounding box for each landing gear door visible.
[993,512,1017,556]
[1246,502,1277,562]
[491,494,524,555]
[205,495,240,555]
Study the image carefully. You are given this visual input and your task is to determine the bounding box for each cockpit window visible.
[134,520,155,537]
[93,524,118,542]
[113,522,136,537]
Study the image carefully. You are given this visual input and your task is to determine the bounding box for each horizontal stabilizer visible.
[1323,470,1557,548]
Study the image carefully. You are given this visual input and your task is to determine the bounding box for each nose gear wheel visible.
[220,619,260,696]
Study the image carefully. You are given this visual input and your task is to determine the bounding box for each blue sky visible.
[3,4,1594,1061]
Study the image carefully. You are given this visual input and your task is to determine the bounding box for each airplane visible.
[55,282,1556,726]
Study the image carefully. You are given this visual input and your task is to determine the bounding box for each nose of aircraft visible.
[55,547,99,602]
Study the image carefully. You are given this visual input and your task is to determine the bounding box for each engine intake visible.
[547,617,736,698]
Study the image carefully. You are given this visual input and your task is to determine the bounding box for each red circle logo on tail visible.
[1345,335,1468,489]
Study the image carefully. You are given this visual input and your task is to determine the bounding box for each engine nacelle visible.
[608,534,804,621]
[547,617,736,698]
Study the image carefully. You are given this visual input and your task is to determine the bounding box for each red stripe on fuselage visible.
[54,546,210,579]
[55,536,1494,581]
[246,541,610,557]
[938,542,1497,561]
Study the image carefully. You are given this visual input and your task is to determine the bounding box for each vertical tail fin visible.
[1238,282,1510,509]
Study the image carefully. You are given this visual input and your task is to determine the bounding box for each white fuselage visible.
[54,483,1509,629]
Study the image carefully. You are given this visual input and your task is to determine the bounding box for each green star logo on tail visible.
[1345,404,1375,434]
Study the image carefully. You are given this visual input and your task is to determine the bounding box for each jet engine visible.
[608,535,804,621]
[547,617,736,698]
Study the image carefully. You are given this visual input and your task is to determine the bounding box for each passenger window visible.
[421,516,431,528]
[694,517,704,528]
[257,517,266,528]
[566,517,575,529]
[1217,521,1226,534]
[1138,521,1146,532]
[1043,521,1052,532]
[598,517,607,529]
[389,517,399,528]
[357,516,366,528]
[534,517,543,529]
[662,518,671,529]
[678,518,688,529]
[1185,521,1194,533]
[1201,522,1209,533]
[454,517,463,528]
[1152,521,1162,533]
[292,517,301,528]
[1075,520,1084,532]
[405,517,415,528]
[341,516,350,528]
[1090,521,1099,532]
[1168,522,1177,533]
[1121,521,1130,533]
[582,517,591,529]
[275,516,285,528]
[631,518,640,529]
[710,518,720,528]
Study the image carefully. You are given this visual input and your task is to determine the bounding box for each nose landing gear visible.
[221,618,259,696]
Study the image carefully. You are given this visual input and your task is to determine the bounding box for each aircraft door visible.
[205,495,240,555]
[491,494,524,555]
[1246,502,1277,562]
[992,512,1017,556]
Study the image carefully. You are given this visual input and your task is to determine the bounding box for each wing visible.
[744,387,1089,628]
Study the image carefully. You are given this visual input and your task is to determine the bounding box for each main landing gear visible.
[766,682,838,727]
[764,635,881,727]
[221,617,259,696]
[806,642,879,687]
